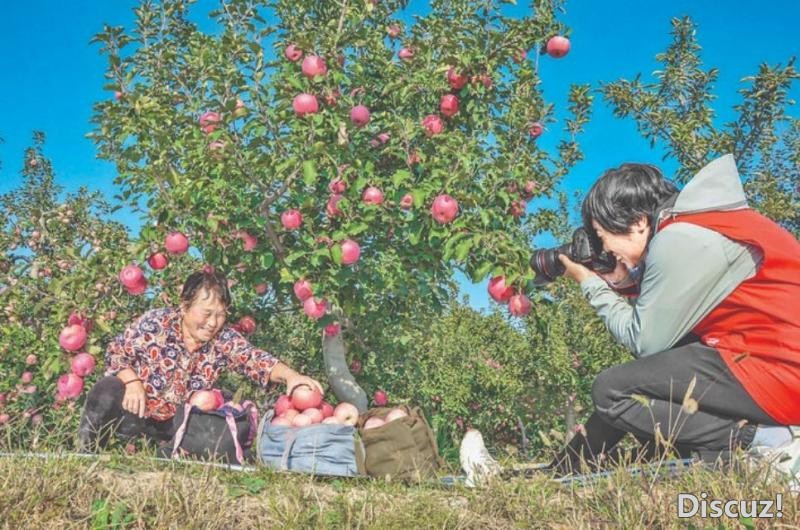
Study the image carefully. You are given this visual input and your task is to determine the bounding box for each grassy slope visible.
[0,449,796,529]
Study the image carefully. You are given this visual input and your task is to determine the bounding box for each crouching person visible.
[78,269,323,452]
[550,154,800,482]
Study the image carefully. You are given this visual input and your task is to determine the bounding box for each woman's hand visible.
[122,381,148,418]
[285,374,325,397]
[558,254,595,283]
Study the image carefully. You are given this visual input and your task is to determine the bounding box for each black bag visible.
[162,401,258,465]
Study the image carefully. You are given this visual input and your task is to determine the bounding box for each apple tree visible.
[90,0,592,411]
[0,134,153,444]
[602,16,798,235]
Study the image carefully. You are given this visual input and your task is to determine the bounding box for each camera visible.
[530,227,616,284]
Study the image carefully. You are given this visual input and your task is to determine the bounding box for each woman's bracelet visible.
[124,378,142,385]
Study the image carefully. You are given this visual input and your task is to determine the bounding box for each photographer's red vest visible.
[660,209,800,424]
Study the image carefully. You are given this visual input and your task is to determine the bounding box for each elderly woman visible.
[78,269,323,450]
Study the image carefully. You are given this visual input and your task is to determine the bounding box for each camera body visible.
[530,227,616,284]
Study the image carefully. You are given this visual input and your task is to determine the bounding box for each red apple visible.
[373,390,388,407]
[148,252,169,270]
[326,194,343,218]
[546,35,570,58]
[508,293,532,316]
[199,111,221,134]
[529,121,544,139]
[281,409,299,421]
[387,24,401,38]
[510,199,527,218]
[422,114,444,136]
[400,193,414,210]
[281,209,303,230]
[301,55,327,78]
[67,311,92,332]
[398,47,414,61]
[328,178,347,194]
[114,91,123,100]
[0,414,9,425]
[440,94,459,118]
[350,105,371,127]
[59,324,87,352]
[302,407,323,424]
[293,279,313,301]
[236,315,256,335]
[333,402,359,426]
[303,297,327,320]
[118,264,144,288]
[71,353,96,377]
[274,394,293,417]
[57,373,84,399]
[324,322,341,337]
[25,354,37,366]
[320,401,334,418]
[233,230,256,252]
[431,194,459,224]
[340,239,361,265]
[284,44,303,62]
[407,151,421,165]
[190,389,224,412]
[488,276,514,304]
[165,232,189,254]
[349,359,362,375]
[125,277,148,295]
[363,417,385,430]
[447,68,468,90]
[362,186,384,206]
[385,408,408,423]
[291,385,323,411]
[21,371,33,384]
[292,93,319,116]
[523,180,539,198]
[292,414,312,427]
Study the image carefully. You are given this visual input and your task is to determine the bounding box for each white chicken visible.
[459,428,502,487]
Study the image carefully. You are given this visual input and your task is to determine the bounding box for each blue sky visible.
[1,0,798,310]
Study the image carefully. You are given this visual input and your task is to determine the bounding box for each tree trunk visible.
[564,397,576,442]
[322,332,368,412]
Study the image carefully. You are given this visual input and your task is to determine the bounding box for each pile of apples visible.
[361,407,409,430]
[270,386,359,428]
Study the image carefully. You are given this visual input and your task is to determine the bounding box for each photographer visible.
[549,154,800,482]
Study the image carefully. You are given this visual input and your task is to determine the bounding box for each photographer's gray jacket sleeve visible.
[578,155,762,357]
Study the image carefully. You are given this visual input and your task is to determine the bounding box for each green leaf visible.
[455,239,472,262]
[331,244,343,265]
[391,169,411,186]
[302,160,317,186]
[474,261,494,281]
[259,252,275,269]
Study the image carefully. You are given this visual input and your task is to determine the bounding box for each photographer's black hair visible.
[180,269,232,308]
[581,163,679,236]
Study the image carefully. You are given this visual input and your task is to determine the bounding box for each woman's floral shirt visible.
[105,308,278,421]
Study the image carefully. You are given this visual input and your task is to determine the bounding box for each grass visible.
[0,442,796,529]
[0,409,797,528]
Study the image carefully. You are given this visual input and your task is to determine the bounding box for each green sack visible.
[358,405,443,481]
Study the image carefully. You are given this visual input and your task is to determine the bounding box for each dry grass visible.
[0,448,796,529]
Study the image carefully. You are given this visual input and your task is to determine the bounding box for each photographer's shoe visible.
[748,427,800,492]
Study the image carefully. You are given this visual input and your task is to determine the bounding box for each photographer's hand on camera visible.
[557,254,594,283]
